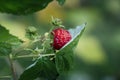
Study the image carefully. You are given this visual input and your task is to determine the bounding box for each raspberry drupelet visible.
[51,28,72,50]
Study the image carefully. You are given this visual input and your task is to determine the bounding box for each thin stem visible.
[8,54,17,80]
[15,54,55,59]
[0,76,11,79]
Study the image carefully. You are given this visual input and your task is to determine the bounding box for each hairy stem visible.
[8,54,17,80]
[15,54,55,59]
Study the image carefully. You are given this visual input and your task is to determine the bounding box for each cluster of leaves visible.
[0,21,85,80]
[18,22,86,80]
[0,0,86,80]
[0,25,23,56]
[0,0,66,58]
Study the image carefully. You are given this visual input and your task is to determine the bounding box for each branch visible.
[0,76,11,79]
[8,54,17,80]
[15,54,55,59]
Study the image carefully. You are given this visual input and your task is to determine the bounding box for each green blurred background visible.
[0,0,120,80]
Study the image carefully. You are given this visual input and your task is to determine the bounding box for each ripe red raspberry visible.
[51,28,72,50]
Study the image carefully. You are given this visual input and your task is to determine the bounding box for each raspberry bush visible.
[18,18,86,80]
[0,0,86,80]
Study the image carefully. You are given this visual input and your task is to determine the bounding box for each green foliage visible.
[55,24,86,73]
[0,25,22,56]
[0,25,15,42]
[18,24,86,80]
[55,52,73,74]
[0,42,12,56]
[19,57,58,80]
[0,0,65,15]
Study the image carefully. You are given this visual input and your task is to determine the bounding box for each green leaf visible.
[57,0,66,5]
[55,52,73,73]
[19,57,58,80]
[0,25,23,56]
[0,25,14,42]
[6,37,23,48]
[55,23,86,73]
[0,0,53,15]
[0,42,12,56]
